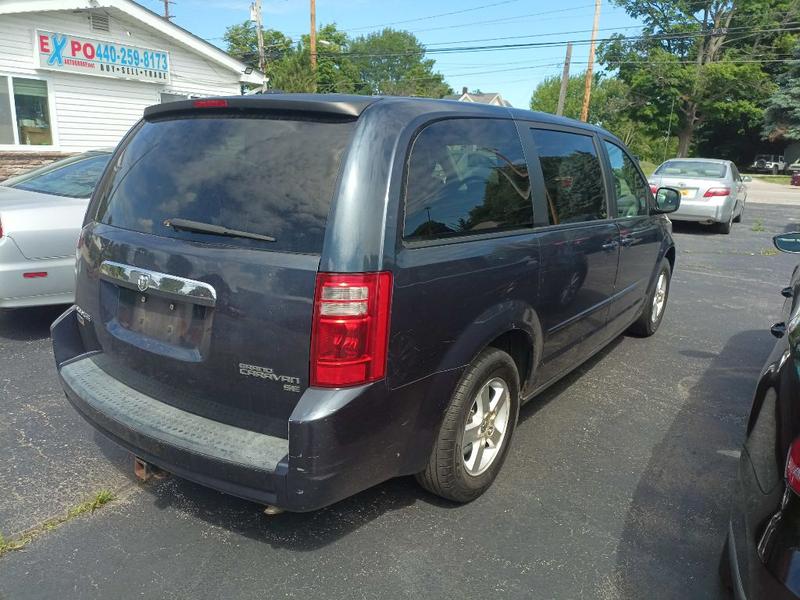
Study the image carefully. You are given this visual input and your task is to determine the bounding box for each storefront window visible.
[0,77,14,144]
[13,78,52,145]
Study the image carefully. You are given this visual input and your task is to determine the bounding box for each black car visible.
[721,232,800,598]
[51,94,680,512]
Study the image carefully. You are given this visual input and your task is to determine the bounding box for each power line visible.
[342,0,528,32]
[404,4,612,35]
[322,24,800,58]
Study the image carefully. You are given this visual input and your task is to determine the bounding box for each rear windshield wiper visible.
[163,218,276,243]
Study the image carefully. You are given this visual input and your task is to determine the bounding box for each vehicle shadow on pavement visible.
[671,222,725,237]
[0,305,67,342]
[125,471,435,551]
[612,329,771,599]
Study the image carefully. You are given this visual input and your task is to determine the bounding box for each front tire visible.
[628,258,671,337]
[416,348,520,503]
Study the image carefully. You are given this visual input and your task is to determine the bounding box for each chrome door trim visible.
[99,261,217,307]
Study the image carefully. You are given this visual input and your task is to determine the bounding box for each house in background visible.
[445,86,512,107]
[0,0,262,180]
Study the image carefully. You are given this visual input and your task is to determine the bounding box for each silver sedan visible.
[0,150,111,308]
[648,158,748,234]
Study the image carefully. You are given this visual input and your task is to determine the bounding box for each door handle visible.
[771,322,787,338]
[601,240,619,251]
[620,236,635,247]
[782,286,794,298]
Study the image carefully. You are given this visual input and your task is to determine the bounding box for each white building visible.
[0,0,262,178]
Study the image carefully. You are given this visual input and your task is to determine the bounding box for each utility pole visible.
[310,0,317,79]
[556,42,572,117]
[251,0,267,91]
[580,0,601,122]
[162,0,174,20]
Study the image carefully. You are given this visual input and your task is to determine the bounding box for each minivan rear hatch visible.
[80,103,358,437]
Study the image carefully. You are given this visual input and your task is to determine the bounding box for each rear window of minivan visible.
[93,114,355,254]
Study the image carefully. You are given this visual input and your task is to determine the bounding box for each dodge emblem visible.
[136,274,150,292]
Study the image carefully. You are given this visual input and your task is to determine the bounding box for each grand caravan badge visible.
[239,363,301,393]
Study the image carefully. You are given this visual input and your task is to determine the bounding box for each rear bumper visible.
[0,236,75,308]
[52,306,463,511]
[669,197,736,224]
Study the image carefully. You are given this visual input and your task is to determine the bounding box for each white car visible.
[0,151,111,308]
[648,158,747,234]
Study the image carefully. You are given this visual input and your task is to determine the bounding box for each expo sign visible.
[36,30,171,84]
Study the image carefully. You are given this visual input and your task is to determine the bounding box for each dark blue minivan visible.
[51,94,680,511]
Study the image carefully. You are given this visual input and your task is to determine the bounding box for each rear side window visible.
[403,118,532,242]
[529,128,607,225]
[94,114,355,254]
[7,154,110,198]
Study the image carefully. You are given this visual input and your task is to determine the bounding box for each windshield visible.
[7,154,111,198]
[654,160,727,179]
[93,114,355,254]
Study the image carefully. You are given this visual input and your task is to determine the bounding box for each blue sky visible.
[139,0,643,108]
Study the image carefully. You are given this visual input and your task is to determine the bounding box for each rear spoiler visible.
[144,93,382,120]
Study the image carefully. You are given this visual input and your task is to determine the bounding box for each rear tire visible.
[628,259,671,337]
[416,348,520,503]
[717,212,733,234]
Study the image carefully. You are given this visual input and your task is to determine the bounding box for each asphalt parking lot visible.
[2,181,800,599]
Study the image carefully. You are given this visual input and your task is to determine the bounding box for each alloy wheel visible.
[462,377,511,476]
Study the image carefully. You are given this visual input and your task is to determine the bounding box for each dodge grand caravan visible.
[52,94,680,512]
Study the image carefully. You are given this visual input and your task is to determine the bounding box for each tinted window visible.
[604,141,649,217]
[654,160,727,179]
[94,115,355,254]
[530,128,606,225]
[8,154,110,198]
[403,118,532,241]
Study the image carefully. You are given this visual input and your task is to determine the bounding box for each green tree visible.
[763,46,800,141]
[348,28,452,97]
[223,22,293,84]
[599,0,790,157]
[223,23,450,97]
[529,73,673,162]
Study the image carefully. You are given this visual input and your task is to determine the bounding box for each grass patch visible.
[750,174,791,185]
[751,219,765,232]
[760,247,780,256]
[0,489,116,559]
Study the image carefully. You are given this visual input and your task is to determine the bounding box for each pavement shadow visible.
[0,305,67,341]
[612,329,772,599]
[671,221,724,237]
[129,469,445,552]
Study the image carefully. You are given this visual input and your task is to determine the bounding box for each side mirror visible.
[742,175,752,182]
[653,187,681,214]
[774,232,800,254]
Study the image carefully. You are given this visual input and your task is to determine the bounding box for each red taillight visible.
[23,272,47,278]
[192,98,228,108]
[703,187,731,197]
[650,185,658,195]
[310,272,393,387]
[787,439,800,494]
